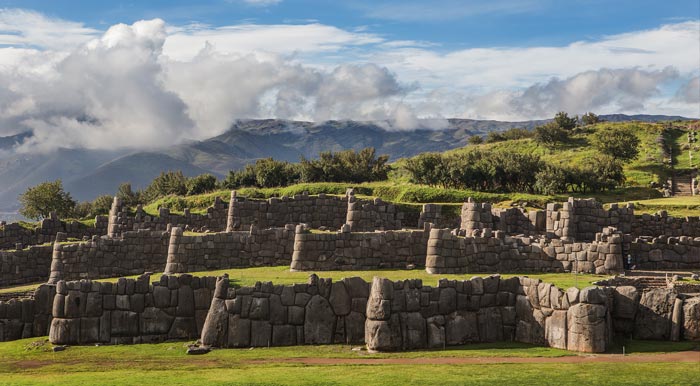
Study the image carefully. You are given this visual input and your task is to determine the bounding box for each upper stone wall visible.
[108,197,228,237]
[425,227,624,275]
[0,215,108,251]
[0,244,53,288]
[227,192,349,231]
[48,230,170,284]
[164,226,295,275]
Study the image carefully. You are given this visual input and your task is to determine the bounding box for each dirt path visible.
[242,350,700,365]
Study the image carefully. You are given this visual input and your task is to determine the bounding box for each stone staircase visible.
[673,174,693,196]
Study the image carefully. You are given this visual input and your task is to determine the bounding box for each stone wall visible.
[0,216,108,250]
[201,275,370,347]
[346,196,402,232]
[546,199,634,241]
[0,284,54,341]
[164,226,296,274]
[107,196,228,237]
[48,230,170,284]
[290,227,428,271]
[628,236,700,270]
[494,207,546,236]
[632,212,700,238]
[0,244,53,288]
[460,199,495,234]
[227,192,349,231]
[49,274,216,345]
[425,227,624,275]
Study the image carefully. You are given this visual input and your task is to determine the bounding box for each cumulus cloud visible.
[0,9,697,153]
[675,76,700,104]
[466,67,680,120]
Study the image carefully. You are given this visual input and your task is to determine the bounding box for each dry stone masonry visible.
[49,274,216,345]
[200,274,370,347]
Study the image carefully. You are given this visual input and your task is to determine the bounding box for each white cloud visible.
[163,23,383,61]
[0,8,97,50]
[0,10,697,154]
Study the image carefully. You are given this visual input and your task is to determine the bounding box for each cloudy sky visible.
[0,0,698,151]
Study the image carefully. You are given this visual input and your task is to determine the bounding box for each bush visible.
[117,183,141,206]
[299,147,390,184]
[535,165,569,195]
[91,195,114,215]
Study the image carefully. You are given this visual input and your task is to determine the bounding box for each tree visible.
[485,132,505,143]
[554,111,578,130]
[535,165,569,195]
[581,112,600,126]
[468,135,483,145]
[116,183,140,206]
[254,158,297,188]
[186,174,218,195]
[591,126,640,161]
[534,122,569,148]
[403,152,449,187]
[142,171,188,202]
[91,195,114,215]
[18,180,76,220]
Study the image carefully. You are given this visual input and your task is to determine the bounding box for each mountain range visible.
[0,114,692,215]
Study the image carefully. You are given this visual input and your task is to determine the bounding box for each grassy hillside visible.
[445,121,671,187]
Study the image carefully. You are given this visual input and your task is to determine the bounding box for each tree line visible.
[17,111,640,220]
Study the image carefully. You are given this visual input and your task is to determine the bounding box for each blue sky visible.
[2,0,696,48]
[0,1,697,151]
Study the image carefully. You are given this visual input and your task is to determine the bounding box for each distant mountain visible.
[0,114,693,215]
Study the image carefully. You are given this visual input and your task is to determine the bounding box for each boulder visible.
[477,307,503,342]
[49,318,80,345]
[400,312,426,349]
[545,310,567,350]
[304,295,335,344]
[140,307,174,335]
[682,297,700,341]
[227,315,251,348]
[329,282,351,316]
[365,314,401,351]
[445,311,478,345]
[201,298,228,347]
[567,303,607,353]
[634,288,676,340]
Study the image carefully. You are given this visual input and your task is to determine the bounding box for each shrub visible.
[186,174,218,195]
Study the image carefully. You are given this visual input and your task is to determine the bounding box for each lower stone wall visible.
[628,236,700,270]
[50,230,170,283]
[201,275,370,347]
[164,226,296,274]
[425,228,623,275]
[49,274,216,345]
[0,284,54,342]
[290,228,428,271]
[1,245,54,288]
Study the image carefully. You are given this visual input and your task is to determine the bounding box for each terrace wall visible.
[201,275,370,347]
[425,227,624,275]
[164,226,296,274]
[290,227,429,271]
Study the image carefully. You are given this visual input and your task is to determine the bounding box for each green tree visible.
[254,158,297,188]
[18,180,76,220]
[468,135,483,145]
[403,152,449,187]
[554,111,578,130]
[186,174,218,195]
[91,195,114,215]
[535,165,569,195]
[116,183,141,206]
[534,122,569,148]
[580,112,600,126]
[591,126,640,161]
[142,171,188,202]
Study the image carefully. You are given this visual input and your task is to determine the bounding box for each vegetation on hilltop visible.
[15,114,697,222]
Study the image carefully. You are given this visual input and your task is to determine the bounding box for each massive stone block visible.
[567,303,607,353]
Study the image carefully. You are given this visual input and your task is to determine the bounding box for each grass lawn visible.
[0,338,697,385]
[0,267,609,294]
[627,196,700,217]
